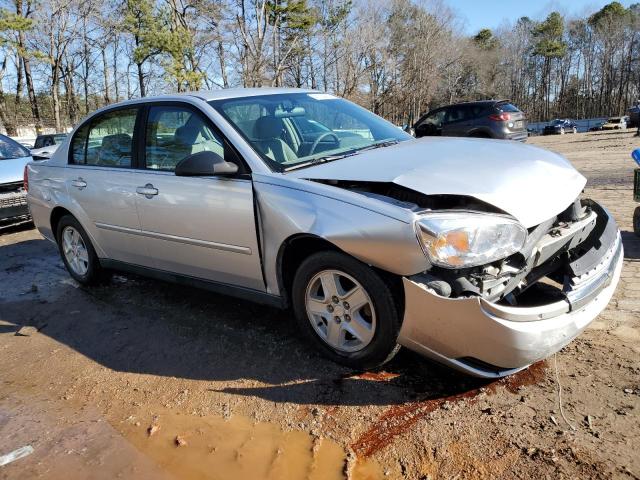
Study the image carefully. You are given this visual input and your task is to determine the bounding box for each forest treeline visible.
[0,0,638,134]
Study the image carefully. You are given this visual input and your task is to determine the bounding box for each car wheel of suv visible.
[572,127,577,134]
[560,127,565,135]
[56,215,104,285]
[291,251,401,370]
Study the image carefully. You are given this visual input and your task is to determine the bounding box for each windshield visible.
[209,93,411,171]
[551,119,565,125]
[0,135,30,160]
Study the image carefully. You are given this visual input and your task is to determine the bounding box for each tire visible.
[56,214,105,285]
[560,127,565,135]
[291,251,401,370]
[634,206,640,238]
[572,127,577,134]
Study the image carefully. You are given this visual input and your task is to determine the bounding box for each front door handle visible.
[136,183,159,198]
[71,178,87,189]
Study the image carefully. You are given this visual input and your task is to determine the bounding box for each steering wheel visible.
[309,132,340,155]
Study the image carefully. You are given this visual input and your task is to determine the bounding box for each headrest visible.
[175,115,203,145]
[101,134,131,153]
[253,116,283,140]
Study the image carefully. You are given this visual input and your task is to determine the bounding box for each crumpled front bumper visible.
[398,221,623,379]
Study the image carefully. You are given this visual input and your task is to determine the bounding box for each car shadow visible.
[0,231,502,407]
[622,230,640,261]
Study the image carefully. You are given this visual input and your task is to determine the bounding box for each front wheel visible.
[572,127,577,134]
[291,251,401,370]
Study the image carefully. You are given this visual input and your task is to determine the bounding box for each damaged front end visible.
[399,197,622,378]
[312,179,622,378]
[418,199,617,308]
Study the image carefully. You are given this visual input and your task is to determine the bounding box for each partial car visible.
[33,133,67,149]
[26,89,622,378]
[602,116,627,130]
[31,133,67,160]
[413,100,528,142]
[627,107,639,129]
[543,119,578,135]
[0,134,33,226]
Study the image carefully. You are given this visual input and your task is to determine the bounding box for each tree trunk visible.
[102,48,111,105]
[52,62,62,132]
[137,62,146,97]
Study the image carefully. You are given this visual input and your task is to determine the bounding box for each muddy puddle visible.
[119,409,383,480]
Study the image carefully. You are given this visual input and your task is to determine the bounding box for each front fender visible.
[254,178,428,295]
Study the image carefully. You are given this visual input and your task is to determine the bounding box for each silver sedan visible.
[25,88,622,378]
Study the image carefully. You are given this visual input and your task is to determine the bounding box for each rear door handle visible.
[71,178,87,189]
[136,183,159,198]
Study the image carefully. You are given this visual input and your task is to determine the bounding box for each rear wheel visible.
[560,127,565,135]
[291,251,401,369]
[56,215,105,285]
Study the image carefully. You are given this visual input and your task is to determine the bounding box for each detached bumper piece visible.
[0,189,30,224]
[398,205,623,378]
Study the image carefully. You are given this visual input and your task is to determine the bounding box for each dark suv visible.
[413,100,528,141]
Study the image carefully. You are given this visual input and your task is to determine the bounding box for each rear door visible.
[441,105,474,137]
[131,102,264,291]
[65,107,152,266]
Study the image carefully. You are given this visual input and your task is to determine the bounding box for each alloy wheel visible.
[305,269,376,353]
[62,226,89,276]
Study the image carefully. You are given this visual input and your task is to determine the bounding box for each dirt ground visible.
[1,130,639,480]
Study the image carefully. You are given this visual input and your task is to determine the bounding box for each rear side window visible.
[496,103,520,113]
[70,108,137,167]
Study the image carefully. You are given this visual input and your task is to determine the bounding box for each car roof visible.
[120,88,318,105]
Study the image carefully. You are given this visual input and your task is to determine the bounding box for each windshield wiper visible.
[283,139,400,172]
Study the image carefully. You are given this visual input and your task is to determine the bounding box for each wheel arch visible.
[50,206,74,241]
[467,129,493,138]
[276,234,340,307]
[276,233,404,315]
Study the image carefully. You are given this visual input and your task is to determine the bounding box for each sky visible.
[450,0,637,35]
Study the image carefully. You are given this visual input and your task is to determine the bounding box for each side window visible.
[444,107,464,123]
[70,124,89,164]
[423,110,446,127]
[81,108,137,167]
[145,106,225,172]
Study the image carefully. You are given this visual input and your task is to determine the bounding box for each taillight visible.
[488,112,511,121]
[23,165,29,192]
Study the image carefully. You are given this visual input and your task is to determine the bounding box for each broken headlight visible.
[415,212,526,268]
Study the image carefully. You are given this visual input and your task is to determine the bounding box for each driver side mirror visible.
[175,151,238,177]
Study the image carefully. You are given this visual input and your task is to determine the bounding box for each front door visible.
[132,103,264,291]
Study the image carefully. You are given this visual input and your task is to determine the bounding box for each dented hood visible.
[289,137,586,228]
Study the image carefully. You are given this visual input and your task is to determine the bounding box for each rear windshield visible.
[0,135,30,160]
[496,103,521,113]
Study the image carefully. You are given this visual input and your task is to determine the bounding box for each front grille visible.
[0,190,27,208]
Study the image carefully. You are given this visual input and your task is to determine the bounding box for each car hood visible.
[0,156,32,185]
[289,137,586,228]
